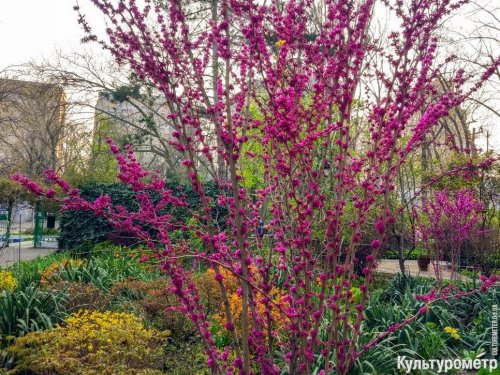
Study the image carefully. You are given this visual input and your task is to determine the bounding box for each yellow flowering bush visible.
[444,326,460,340]
[6,310,169,375]
[0,271,17,291]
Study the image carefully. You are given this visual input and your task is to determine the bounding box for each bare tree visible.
[442,0,500,151]
[23,51,194,179]
[0,75,71,178]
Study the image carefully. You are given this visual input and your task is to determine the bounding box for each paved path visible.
[0,248,478,281]
[0,241,54,268]
[377,259,464,280]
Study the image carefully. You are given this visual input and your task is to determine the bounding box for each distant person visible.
[257,218,266,238]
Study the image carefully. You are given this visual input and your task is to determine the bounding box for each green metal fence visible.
[33,202,59,248]
[0,208,12,247]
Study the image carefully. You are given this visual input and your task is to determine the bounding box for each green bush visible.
[111,278,196,341]
[51,252,158,291]
[163,341,210,375]
[46,281,110,313]
[0,285,66,348]
[6,244,159,301]
[58,181,228,252]
[58,182,137,250]
[355,274,499,373]
[7,252,72,289]
[381,247,428,260]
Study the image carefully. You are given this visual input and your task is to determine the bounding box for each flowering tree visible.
[13,0,500,374]
[417,189,484,284]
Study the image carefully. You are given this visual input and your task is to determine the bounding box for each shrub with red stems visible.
[12,0,500,373]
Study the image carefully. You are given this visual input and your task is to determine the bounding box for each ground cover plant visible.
[7,0,500,374]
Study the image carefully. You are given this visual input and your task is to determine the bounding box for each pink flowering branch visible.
[11,0,500,374]
[416,189,484,284]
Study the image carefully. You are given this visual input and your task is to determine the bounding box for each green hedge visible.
[380,248,428,260]
[58,181,228,251]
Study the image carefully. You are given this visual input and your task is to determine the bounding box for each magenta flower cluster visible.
[417,189,484,283]
[13,0,500,374]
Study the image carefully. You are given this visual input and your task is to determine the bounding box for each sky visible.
[0,0,498,150]
[0,0,105,69]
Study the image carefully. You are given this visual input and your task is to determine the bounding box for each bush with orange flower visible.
[40,258,84,285]
[196,266,290,342]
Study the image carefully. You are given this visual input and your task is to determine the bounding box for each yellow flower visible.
[6,309,169,374]
[0,271,17,291]
[275,39,286,47]
[444,326,460,339]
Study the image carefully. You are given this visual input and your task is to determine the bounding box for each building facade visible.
[0,79,66,178]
